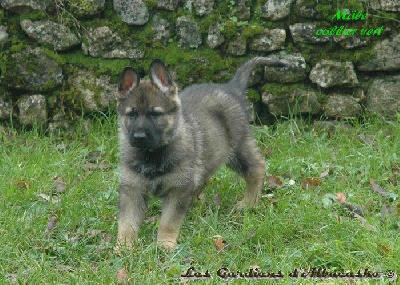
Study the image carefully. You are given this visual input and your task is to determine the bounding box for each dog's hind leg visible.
[228,137,266,209]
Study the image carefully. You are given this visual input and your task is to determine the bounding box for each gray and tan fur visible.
[116,57,285,250]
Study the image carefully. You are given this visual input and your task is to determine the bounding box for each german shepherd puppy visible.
[116,57,284,250]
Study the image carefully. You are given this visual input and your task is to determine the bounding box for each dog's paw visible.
[236,198,259,210]
[114,238,134,255]
[157,239,177,251]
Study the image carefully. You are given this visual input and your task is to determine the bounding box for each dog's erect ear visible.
[118,67,139,95]
[149,59,173,93]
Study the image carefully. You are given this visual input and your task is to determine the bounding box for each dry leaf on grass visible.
[213,236,226,251]
[377,242,391,254]
[117,268,129,284]
[301,177,321,189]
[84,161,108,172]
[262,147,274,157]
[212,194,221,206]
[352,213,376,232]
[197,192,205,200]
[266,175,283,188]
[369,178,397,199]
[53,176,67,194]
[144,215,159,224]
[45,216,58,234]
[370,178,391,197]
[335,192,346,204]
[38,193,60,204]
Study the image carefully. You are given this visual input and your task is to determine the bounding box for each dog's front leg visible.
[157,189,194,251]
[117,183,148,250]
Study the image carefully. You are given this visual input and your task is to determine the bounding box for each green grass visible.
[0,115,399,284]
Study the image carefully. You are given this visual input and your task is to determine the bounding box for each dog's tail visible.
[229,57,285,91]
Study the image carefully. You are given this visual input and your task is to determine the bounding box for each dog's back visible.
[178,57,284,187]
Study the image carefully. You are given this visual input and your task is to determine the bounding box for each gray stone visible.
[0,0,48,13]
[289,23,330,43]
[336,36,368,49]
[293,0,320,18]
[206,21,225,49]
[156,0,179,11]
[227,36,246,56]
[192,0,214,16]
[3,47,63,92]
[262,88,321,116]
[324,95,361,118]
[153,14,173,46]
[176,16,202,48]
[48,111,71,134]
[68,0,105,17]
[370,0,400,11]
[0,26,8,45]
[0,96,12,119]
[237,0,251,20]
[82,26,144,59]
[113,0,149,25]
[249,28,286,52]
[264,52,306,83]
[310,60,359,88]
[20,19,80,51]
[358,34,400,71]
[366,75,400,118]
[69,69,117,113]
[261,0,292,21]
[18,95,47,125]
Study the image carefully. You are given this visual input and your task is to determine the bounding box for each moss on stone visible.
[247,89,260,103]
[62,51,132,79]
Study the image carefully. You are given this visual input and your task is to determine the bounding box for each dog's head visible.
[117,59,180,149]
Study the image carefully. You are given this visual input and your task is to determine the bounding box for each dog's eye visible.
[148,110,163,117]
[126,110,138,118]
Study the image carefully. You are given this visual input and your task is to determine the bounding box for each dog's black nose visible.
[133,132,146,139]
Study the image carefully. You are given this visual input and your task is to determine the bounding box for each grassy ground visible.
[0,115,399,284]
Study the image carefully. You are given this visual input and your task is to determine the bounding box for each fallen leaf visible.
[15,179,29,190]
[377,242,391,254]
[357,134,374,146]
[212,194,221,206]
[84,161,108,172]
[45,216,58,234]
[301,177,321,189]
[319,168,330,178]
[369,178,395,198]
[67,235,81,243]
[87,150,102,162]
[262,147,274,157]
[266,175,283,188]
[54,181,67,194]
[88,229,103,236]
[144,215,159,224]
[213,236,226,251]
[38,193,60,204]
[352,213,376,232]
[117,268,128,284]
[245,229,257,240]
[390,164,399,186]
[197,192,205,200]
[335,192,346,204]
[249,265,260,270]
[381,204,393,219]
[56,263,73,272]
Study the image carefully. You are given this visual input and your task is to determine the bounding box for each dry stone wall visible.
[0,0,399,130]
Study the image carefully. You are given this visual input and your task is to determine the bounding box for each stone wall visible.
[0,0,399,131]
